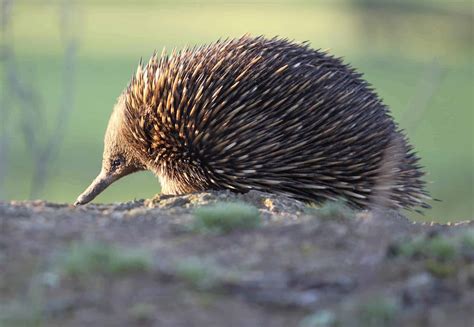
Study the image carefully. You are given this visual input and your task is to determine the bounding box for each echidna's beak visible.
[74,170,117,206]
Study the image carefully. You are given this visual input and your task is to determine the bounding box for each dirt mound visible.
[1,191,473,326]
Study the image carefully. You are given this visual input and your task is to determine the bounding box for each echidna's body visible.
[75,36,430,210]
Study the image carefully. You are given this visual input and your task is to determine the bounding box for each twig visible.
[401,60,443,133]
[0,0,13,198]
[0,0,79,199]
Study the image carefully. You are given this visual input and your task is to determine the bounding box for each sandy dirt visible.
[0,190,473,327]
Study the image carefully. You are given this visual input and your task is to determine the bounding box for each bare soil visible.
[0,191,473,327]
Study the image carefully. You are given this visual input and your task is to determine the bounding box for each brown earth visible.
[0,191,473,327]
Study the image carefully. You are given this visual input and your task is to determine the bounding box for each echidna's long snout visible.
[74,170,118,205]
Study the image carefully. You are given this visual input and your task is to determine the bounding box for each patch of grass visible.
[0,281,44,327]
[426,237,457,261]
[306,200,355,220]
[424,259,456,278]
[397,235,457,261]
[128,303,155,323]
[0,299,43,327]
[0,302,43,327]
[390,230,474,278]
[358,297,399,327]
[461,229,474,251]
[175,257,220,290]
[193,202,261,234]
[299,309,336,327]
[60,242,152,277]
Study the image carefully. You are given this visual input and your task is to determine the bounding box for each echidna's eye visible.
[111,158,122,169]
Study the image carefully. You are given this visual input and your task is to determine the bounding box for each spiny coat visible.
[75,35,430,210]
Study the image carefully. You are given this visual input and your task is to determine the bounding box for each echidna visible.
[75,35,430,210]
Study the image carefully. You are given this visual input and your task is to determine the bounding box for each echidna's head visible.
[74,95,144,205]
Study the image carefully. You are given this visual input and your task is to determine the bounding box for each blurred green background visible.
[0,0,472,222]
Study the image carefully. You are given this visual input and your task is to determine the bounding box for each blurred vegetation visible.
[0,0,472,222]
[193,202,261,234]
[357,296,399,327]
[306,200,355,220]
[175,257,222,290]
[389,228,474,278]
[59,241,152,277]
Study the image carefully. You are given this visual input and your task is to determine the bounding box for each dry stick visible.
[1,0,78,199]
[7,63,45,152]
[401,60,443,133]
[1,0,46,197]
[30,0,78,198]
[0,0,14,198]
[4,40,46,196]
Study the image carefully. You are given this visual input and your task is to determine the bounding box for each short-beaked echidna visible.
[75,36,431,210]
